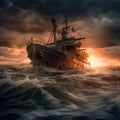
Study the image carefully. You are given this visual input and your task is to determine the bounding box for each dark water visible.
[0,65,120,120]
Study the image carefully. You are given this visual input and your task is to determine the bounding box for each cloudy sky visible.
[0,0,120,66]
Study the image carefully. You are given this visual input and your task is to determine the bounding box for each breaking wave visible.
[0,65,120,120]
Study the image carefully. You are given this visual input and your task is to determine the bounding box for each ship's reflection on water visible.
[0,65,120,120]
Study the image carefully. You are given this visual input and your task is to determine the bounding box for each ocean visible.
[0,65,120,120]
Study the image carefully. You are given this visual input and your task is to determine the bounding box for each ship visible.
[27,16,90,70]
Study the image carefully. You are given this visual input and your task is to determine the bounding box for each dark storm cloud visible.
[100,25,120,47]
[88,23,120,48]
[0,28,26,48]
[1,0,120,22]
[4,0,120,18]
[0,7,51,34]
[104,46,120,59]
[0,0,120,48]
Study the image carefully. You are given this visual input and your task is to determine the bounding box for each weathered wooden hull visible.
[27,43,87,70]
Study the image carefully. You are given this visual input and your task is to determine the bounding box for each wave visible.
[0,65,120,120]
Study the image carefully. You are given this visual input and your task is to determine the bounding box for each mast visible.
[51,18,57,47]
[65,16,68,35]
[62,16,69,39]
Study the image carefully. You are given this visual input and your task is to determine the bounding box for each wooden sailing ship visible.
[27,17,90,69]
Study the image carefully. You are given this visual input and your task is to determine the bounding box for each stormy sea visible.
[0,65,120,120]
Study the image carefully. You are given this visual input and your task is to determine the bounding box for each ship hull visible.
[27,43,86,70]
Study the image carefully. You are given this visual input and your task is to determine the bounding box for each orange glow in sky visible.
[0,47,31,66]
[88,54,108,68]
[87,48,120,68]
